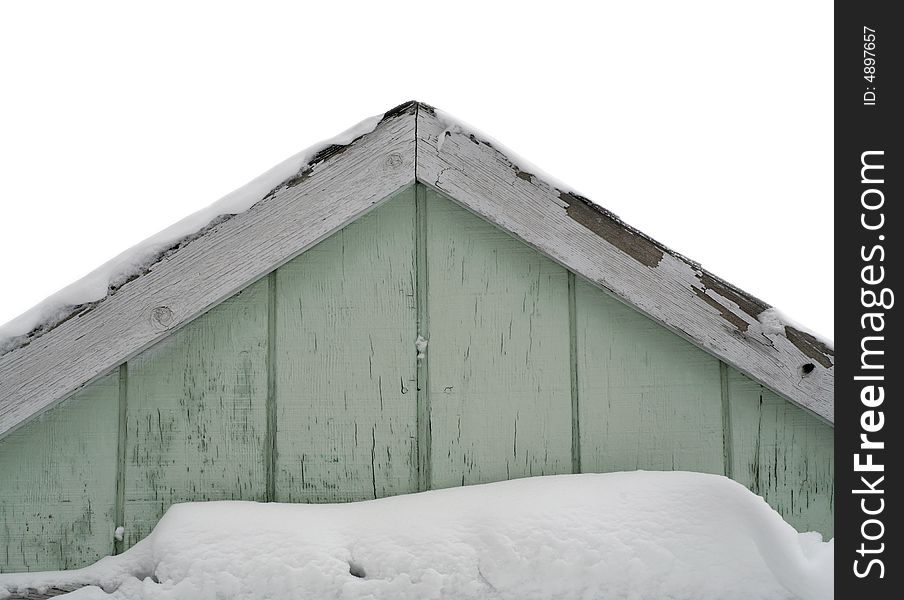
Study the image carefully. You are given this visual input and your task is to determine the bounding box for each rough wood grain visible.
[274,187,418,502]
[415,104,833,422]
[0,103,417,439]
[0,373,118,572]
[123,278,268,548]
[725,367,834,537]
[425,188,572,488]
[574,278,724,474]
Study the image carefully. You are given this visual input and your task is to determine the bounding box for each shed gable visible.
[0,183,833,573]
[0,102,833,449]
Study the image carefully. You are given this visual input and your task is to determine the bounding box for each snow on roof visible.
[0,112,383,356]
[0,102,833,358]
[0,472,833,600]
[0,101,834,431]
[433,108,833,351]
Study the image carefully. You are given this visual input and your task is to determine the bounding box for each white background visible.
[0,1,833,339]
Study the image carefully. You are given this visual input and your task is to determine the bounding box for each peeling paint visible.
[785,326,834,368]
[560,192,664,268]
[274,190,418,504]
[726,367,833,537]
[514,169,533,183]
[281,168,314,189]
[0,373,119,572]
[306,142,356,169]
[691,272,773,334]
[696,273,769,320]
[426,188,572,488]
[692,287,750,332]
[267,101,419,199]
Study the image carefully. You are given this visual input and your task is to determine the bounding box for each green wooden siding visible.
[725,366,834,537]
[575,277,725,474]
[0,183,834,571]
[425,189,572,488]
[123,277,269,548]
[275,187,418,502]
[0,371,119,571]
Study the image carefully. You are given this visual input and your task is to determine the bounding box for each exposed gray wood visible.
[0,103,417,439]
[415,104,833,423]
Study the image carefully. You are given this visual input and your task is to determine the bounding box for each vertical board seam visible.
[415,183,431,491]
[414,102,419,179]
[719,361,733,479]
[568,272,581,474]
[266,271,278,501]
[113,363,128,554]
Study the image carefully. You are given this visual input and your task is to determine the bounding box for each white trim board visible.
[414,104,832,423]
[0,102,417,438]
[0,101,833,438]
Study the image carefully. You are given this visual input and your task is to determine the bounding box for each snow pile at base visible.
[0,472,833,600]
[0,113,382,355]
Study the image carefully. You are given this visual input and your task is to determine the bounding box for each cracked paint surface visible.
[424,187,572,488]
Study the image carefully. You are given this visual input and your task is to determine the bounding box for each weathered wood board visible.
[0,372,118,572]
[123,278,269,548]
[725,367,834,537]
[415,105,832,423]
[425,188,573,488]
[575,277,725,474]
[0,104,417,441]
[274,188,419,502]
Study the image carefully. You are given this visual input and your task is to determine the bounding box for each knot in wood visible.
[150,306,175,329]
[386,153,403,168]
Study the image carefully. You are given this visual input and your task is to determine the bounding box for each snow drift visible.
[0,472,832,600]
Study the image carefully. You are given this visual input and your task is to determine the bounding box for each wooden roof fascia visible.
[0,100,833,440]
[413,103,833,423]
[0,102,418,438]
